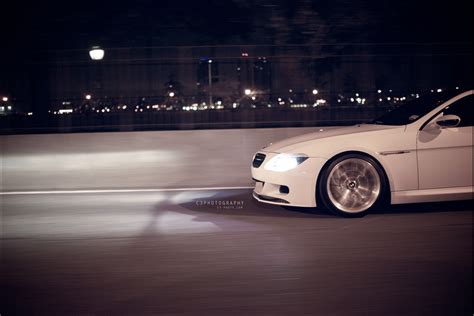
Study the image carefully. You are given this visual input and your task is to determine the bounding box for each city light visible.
[0,85,454,117]
[312,89,318,95]
[314,99,327,107]
[89,46,105,60]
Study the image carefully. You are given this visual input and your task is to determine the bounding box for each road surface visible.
[1,188,472,315]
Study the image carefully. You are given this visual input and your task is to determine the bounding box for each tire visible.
[318,153,387,217]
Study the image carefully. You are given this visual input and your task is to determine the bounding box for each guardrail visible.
[1,126,324,192]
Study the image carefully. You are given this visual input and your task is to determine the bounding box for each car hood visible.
[263,124,400,153]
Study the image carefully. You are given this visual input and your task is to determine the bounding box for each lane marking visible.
[0,186,254,196]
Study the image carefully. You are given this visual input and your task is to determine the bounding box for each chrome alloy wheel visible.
[326,158,381,213]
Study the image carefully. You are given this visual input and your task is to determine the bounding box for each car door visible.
[417,93,473,190]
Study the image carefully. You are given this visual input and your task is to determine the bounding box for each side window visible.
[442,94,474,127]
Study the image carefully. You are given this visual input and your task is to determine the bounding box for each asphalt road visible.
[1,189,472,315]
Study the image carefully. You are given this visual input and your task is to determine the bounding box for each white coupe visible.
[252,90,473,216]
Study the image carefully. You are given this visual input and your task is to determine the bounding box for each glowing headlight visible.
[264,153,308,172]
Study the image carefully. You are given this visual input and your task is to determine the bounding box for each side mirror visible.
[434,114,461,128]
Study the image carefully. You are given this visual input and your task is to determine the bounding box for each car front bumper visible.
[251,152,327,207]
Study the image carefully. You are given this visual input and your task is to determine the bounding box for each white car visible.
[252,90,473,217]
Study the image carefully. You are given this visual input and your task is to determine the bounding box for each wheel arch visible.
[315,150,392,205]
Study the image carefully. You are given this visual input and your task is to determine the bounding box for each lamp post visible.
[208,59,213,106]
[88,46,105,105]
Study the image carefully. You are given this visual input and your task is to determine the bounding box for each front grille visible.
[252,153,266,168]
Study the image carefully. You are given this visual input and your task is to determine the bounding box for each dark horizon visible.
[1,0,472,52]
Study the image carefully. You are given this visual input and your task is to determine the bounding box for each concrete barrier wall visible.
[1,127,318,191]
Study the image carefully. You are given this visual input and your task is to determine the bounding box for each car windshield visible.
[372,91,461,125]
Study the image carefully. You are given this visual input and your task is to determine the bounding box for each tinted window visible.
[442,94,474,127]
[373,91,462,126]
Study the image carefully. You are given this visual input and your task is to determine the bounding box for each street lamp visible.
[244,89,252,96]
[88,46,104,103]
[312,89,318,95]
[89,46,105,60]
[2,96,8,102]
[208,59,213,106]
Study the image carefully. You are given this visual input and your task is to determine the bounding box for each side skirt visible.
[391,186,473,204]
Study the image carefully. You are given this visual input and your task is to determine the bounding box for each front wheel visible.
[318,154,387,217]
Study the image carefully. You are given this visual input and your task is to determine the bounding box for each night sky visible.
[1,0,472,55]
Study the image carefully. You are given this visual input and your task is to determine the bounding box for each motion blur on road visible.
[1,128,473,315]
[2,189,472,315]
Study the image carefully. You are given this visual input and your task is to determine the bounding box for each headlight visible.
[264,153,308,172]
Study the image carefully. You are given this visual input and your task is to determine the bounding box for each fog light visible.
[279,185,289,194]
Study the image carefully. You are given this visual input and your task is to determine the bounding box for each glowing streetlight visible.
[2,96,8,102]
[244,89,252,96]
[169,91,175,97]
[85,94,92,100]
[312,89,318,95]
[89,46,105,60]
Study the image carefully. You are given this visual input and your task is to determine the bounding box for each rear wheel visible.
[318,154,387,217]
